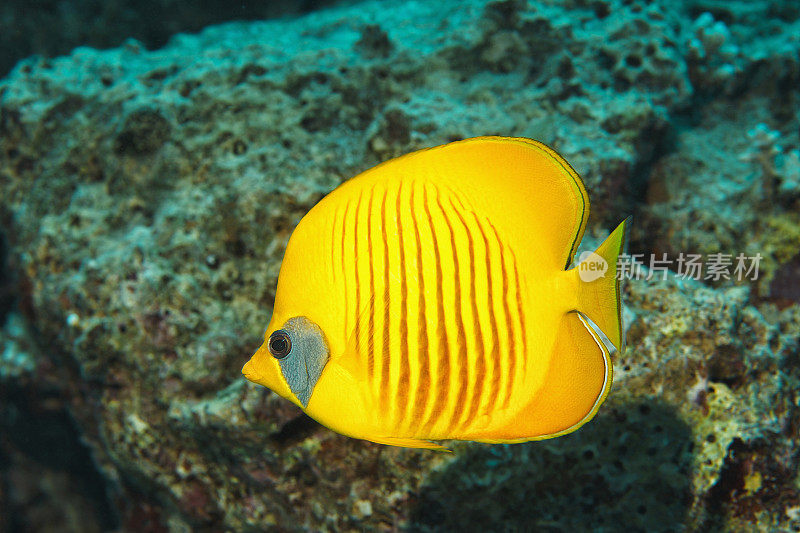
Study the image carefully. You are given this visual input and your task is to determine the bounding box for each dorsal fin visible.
[350,137,590,271]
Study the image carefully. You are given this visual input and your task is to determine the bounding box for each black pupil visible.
[270,334,288,356]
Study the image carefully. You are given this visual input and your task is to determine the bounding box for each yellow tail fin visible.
[574,217,629,353]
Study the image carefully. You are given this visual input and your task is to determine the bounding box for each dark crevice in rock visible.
[0,231,11,323]
[270,413,323,448]
[0,384,120,531]
[769,253,800,306]
[355,24,394,59]
[622,117,676,255]
[635,118,675,185]
[114,108,172,156]
[702,437,800,529]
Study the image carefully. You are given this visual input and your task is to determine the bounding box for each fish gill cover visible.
[0,0,799,531]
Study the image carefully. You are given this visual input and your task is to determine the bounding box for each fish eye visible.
[268,330,292,359]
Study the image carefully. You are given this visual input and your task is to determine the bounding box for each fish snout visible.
[242,358,261,382]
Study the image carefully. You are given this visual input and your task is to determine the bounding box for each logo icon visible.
[577,251,608,282]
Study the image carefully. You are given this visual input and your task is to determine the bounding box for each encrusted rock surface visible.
[0,0,348,79]
[0,0,798,530]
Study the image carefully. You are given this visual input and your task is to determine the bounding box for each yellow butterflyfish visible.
[243,136,627,451]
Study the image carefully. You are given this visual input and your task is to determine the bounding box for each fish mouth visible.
[242,359,261,383]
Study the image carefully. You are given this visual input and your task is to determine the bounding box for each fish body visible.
[243,137,626,450]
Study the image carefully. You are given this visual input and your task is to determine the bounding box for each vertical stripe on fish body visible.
[335,178,533,440]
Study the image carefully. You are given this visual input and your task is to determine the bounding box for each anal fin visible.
[488,312,611,441]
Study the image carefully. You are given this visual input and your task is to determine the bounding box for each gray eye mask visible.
[277,316,330,408]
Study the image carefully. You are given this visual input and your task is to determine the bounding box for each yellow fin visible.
[484,312,611,441]
[365,436,452,452]
[338,285,405,384]
[343,137,591,272]
[336,293,374,383]
[575,217,629,352]
[390,136,591,270]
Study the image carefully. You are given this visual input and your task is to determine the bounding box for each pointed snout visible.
[241,342,296,404]
[242,339,271,385]
[242,358,260,382]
